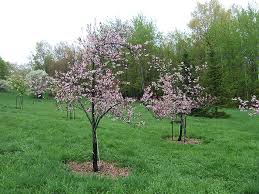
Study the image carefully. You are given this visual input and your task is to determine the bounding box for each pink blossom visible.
[55,22,142,171]
[234,96,259,116]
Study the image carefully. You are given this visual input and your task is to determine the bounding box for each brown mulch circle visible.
[163,136,202,144]
[68,161,129,178]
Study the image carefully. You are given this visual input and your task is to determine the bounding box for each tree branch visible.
[78,99,92,124]
[95,103,120,128]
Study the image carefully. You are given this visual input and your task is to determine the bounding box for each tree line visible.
[1,0,258,105]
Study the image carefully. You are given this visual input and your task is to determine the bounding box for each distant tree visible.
[204,45,225,113]
[51,42,78,76]
[165,31,193,64]
[0,57,9,80]
[142,61,210,141]
[29,41,54,73]
[26,70,50,98]
[125,15,161,97]
[8,74,27,109]
[188,0,258,101]
[188,0,231,40]
[29,41,80,77]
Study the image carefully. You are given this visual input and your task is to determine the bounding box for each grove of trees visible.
[0,0,258,172]
[22,1,258,105]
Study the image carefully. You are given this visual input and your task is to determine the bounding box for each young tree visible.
[26,70,50,99]
[8,74,27,109]
[55,22,141,172]
[52,75,76,119]
[142,62,210,142]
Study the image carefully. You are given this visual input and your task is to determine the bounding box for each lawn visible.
[0,92,258,194]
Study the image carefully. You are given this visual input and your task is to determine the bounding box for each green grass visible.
[0,92,258,194]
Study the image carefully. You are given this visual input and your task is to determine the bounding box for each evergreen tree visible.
[205,45,224,112]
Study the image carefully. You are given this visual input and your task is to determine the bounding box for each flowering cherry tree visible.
[235,96,259,116]
[55,23,141,172]
[142,62,210,142]
[26,70,49,98]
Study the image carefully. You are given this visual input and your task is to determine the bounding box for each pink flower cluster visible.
[142,62,211,119]
[234,96,259,116]
[55,22,141,123]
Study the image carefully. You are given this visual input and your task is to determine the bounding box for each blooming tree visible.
[8,74,27,109]
[48,77,75,119]
[234,96,259,116]
[26,70,49,98]
[55,23,141,172]
[142,62,211,142]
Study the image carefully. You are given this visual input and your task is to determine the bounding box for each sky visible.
[0,0,253,65]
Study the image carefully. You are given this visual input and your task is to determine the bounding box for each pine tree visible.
[205,45,224,112]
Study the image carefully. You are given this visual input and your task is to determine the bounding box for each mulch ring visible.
[162,136,202,144]
[68,161,129,178]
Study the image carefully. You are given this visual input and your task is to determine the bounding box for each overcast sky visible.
[0,0,252,65]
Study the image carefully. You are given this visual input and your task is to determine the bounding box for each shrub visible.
[191,106,230,118]
[0,79,10,92]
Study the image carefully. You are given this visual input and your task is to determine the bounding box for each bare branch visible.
[95,103,120,128]
[78,99,92,124]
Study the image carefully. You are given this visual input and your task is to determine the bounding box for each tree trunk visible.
[184,116,187,142]
[215,106,218,114]
[91,60,98,172]
[20,96,23,110]
[171,121,174,141]
[178,115,183,141]
[73,107,75,119]
[66,103,69,118]
[16,96,18,109]
[140,65,144,93]
[19,96,21,109]
[92,124,98,172]
[69,104,72,119]
[16,96,23,110]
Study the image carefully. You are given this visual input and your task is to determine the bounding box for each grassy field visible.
[0,92,258,194]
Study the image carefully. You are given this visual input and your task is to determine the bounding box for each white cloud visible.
[0,0,251,64]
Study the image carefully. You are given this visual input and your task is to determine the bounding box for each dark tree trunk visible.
[20,96,23,110]
[92,124,98,172]
[16,96,18,109]
[69,104,73,119]
[184,116,187,142]
[91,60,98,172]
[215,106,218,114]
[171,120,174,141]
[140,65,144,93]
[67,103,75,120]
[16,96,23,109]
[66,103,69,118]
[178,115,183,141]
